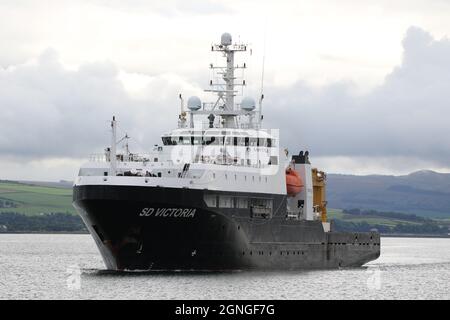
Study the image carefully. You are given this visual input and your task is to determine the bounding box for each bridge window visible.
[182,136,191,145]
[162,137,171,145]
[203,136,224,145]
[258,138,266,147]
[203,136,215,145]
[192,137,202,145]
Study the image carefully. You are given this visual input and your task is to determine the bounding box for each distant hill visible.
[327,170,450,218]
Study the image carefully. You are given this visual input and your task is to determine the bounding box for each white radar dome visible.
[187,96,202,111]
[241,97,256,111]
[221,33,232,46]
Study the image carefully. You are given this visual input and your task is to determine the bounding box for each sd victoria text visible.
[140,207,196,218]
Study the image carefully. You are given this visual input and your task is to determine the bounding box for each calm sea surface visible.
[0,234,449,299]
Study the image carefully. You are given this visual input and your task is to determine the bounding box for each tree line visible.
[0,212,87,233]
[334,208,449,235]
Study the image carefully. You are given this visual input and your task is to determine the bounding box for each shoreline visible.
[0,231,88,235]
[0,231,449,238]
[380,233,450,238]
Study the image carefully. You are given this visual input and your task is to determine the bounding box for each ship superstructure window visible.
[204,137,216,145]
[219,196,233,208]
[162,137,171,145]
[201,135,281,147]
[269,156,278,165]
[182,136,191,145]
[236,198,249,208]
[250,198,273,219]
[258,138,266,147]
[204,194,217,207]
[203,194,253,209]
[192,137,202,145]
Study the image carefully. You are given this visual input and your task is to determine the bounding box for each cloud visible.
[82,0,234,16]
[1,26,450,180]
[0,48,201,161]
[265,26,450,170]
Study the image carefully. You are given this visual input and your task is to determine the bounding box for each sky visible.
[1,0,450,181]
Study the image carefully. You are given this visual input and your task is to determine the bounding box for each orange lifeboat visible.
[286,168,304,196]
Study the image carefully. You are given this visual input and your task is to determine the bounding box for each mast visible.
[181,33,258,130]
[208,33,248,128]
[110,116,117,176]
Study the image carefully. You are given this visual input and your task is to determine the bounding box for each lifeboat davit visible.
[286,168,304,196]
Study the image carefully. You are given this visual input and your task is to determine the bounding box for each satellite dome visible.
[221,33,232,46]
[241,97,256,111]
[187,96,202,111]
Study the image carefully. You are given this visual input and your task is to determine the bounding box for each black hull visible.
[73,185,380,270]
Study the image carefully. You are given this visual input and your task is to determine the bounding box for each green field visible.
[327,208,448,227]
[0,181,75,216]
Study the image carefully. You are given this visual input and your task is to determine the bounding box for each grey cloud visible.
[91,0,234,16]
[264,26,450,168]
[0,48,179,160]
[1,26,449,173]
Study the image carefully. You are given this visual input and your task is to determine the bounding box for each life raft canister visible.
[286,168,304,196]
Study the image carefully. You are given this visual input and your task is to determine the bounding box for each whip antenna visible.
[259,19,268,127]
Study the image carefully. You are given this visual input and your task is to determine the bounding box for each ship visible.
[73,33,380,271]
